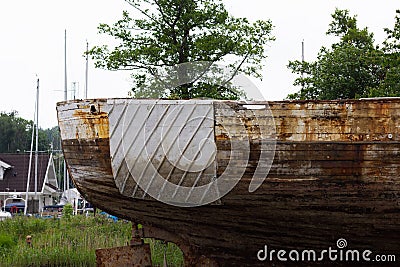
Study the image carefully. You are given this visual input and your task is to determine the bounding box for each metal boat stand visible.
[141,224,219,266]
[95,222,152,267]
[96,222,219,267]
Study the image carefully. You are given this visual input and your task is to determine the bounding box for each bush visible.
[0,233,16,256]
[62,204,73,220]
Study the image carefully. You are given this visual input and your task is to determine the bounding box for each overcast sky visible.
[0,0,398,128]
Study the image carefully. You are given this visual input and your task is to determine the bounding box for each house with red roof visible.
[0,153,60,213]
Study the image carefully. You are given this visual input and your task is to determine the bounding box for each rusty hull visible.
[57,99,400,266]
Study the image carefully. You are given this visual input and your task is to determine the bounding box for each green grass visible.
[0,215,184,266]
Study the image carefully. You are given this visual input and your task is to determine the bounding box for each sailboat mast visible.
[34,78,39,196]
[301,39,305,90]
[64,30,68,101]
[64,30,69,192]
[24,81,37,215]
[85,40,88,99]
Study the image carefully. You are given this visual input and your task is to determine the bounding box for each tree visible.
[0,111,32,153]
[88,0,275,99]
[0,111,57,153]
[43,126,62,152]
[383,10,400,54]
[368,9,400,97]
[287,9,384,100]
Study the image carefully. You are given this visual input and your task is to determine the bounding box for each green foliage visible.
[42,126,62,151]
[0,111,32,153]
[0,216,183,266]
[0,112,60,153]
[147,240,183,266]
[373,9,400,97]
[0,233,16,257]
[88,0,275,100]
[383,10,400,53]
[0,216,130,266]
[62,203,73,220]
[288,9,400,100]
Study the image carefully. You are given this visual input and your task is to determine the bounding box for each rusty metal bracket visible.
[141,224,219,267]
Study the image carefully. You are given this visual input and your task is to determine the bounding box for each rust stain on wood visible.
[72,109,109,140]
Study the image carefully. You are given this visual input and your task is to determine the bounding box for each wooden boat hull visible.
[57,99,400,266]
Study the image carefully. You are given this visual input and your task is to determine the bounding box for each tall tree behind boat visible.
[86,0,275,100]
